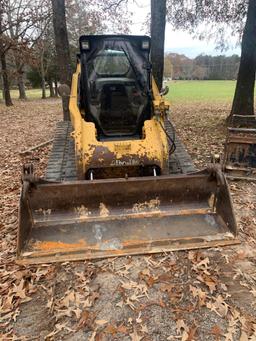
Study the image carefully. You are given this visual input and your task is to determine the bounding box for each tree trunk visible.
[151,0,167,91]
[228,0,256,124]
[6,7,27,101]
[17,69,27,100]
[41,78,46,99]
[49,80,55,97]
[51,0,72,120]
[54,78,58,97]
[0,52,13,106]
[40,56,46,99]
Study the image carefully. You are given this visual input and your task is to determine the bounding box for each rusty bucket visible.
[17,171,238,264]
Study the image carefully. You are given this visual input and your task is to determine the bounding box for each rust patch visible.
[88,145,161,170]
[33,239,88,251]
[132,198,161,213]
[74,205,91,216]
[99,203,109,217]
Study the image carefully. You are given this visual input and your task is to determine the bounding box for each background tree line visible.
[1,0,256,121]
[152,0,256,121]
[164,53,240,80]
[0,0,130,106]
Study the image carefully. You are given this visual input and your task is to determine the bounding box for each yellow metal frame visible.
[69,62,171,179]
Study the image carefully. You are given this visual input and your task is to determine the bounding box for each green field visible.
[1,81,237,103]
[1,88,50,100]
[166,80,236,103]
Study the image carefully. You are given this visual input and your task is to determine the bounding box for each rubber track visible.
[165,119,196,174]
[46,122,76,181]
[46,120,196,181]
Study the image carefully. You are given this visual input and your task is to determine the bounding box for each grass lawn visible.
[0,88,50,100]
[0,81,238,103]
[165,80,237,103]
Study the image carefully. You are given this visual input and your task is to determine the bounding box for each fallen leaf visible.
[61,290,75,308]
[211,325,223,339]
[136,311,142,324]
[117,325,128,334]
[45,322,69,339]
[176,319,189,334]
[240,331,248,341]
[224,326,237,341]
[141,268,150,276]
[130,329,143,341]
[96,319,108,326]
[181,331,189,341]
[89,331,97,341]
[12,279,27,299]
[197,274,218,293]
[192,257,210,275]
[189,285,207,306]
[141,324,148,333]
[116,300,124,308]
[125,297,136,310]
[220,283,228,291]
[250,289,256,297]
[187,325,198,341]
[104,324,117,335]
[76,310,96,330]
[207,295,229,317]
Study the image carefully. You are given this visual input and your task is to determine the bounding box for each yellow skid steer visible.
[18,35,238,264]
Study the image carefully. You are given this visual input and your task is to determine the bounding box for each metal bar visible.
[17,238,240,265]
[33,207,212,227]
[232,115,256,118]
[19,139,54,156]
[90,170,94,180]
[228,128,256,133]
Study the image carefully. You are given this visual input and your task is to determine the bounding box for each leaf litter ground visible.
[0,99,256,340]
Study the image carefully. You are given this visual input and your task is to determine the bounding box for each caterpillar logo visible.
[111,159,139,166]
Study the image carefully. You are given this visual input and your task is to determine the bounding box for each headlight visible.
[142,40,150,50]
[81,40,90,50]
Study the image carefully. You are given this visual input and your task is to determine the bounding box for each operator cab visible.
[79,35,152,140]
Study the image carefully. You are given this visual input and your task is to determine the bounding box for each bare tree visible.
[6,0,28,100]
[1,0,50,105]
[51,0,72,86]
[165,0,255,121]
[0,50,13,106]
[166,0,247,50]
[66,0,104,46]
[0,0,13,106]
[51,0,72,120]
[229,0,256,122]
[151,0,167,90]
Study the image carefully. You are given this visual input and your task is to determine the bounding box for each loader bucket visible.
[17,173,238,264]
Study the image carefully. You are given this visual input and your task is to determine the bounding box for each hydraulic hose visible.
[159,119,176,154]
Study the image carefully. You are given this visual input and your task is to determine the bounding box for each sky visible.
[127,0,241,58]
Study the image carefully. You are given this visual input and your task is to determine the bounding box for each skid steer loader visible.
[18,35,238,264]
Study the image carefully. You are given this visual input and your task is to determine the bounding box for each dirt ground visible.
[0,99,256,341]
